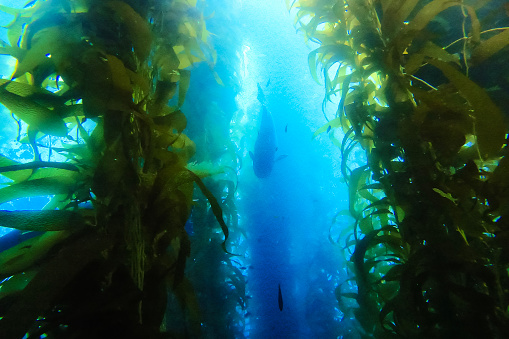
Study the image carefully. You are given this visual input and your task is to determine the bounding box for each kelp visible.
[0,0,235,338]
[289,0,509,337]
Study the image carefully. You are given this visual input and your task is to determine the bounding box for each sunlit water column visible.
[233,1,347,337]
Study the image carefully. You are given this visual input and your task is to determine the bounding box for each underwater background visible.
[0,0,508,338]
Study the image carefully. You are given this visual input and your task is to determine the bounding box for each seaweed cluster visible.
[0,0,241,337]
[288,0,509,337]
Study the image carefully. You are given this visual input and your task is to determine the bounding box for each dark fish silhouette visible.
[250,83,278,178]
[285,124,288,133]
[278,283,283,311]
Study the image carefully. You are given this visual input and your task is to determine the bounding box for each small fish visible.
[285,124,288,133]
[266,78,271,87]
[278,284,283,311]
[326,125,331,133]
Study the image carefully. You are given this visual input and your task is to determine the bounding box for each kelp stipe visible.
[288,0,509,337]
[0,0,238,338]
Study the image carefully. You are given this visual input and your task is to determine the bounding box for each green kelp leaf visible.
[0,176,77,205]
[471,28,509,65]
[11,24,80,80]
[0,270,37,301]
[0,79,64,107]
[0,155,31,183]
[308,45,354,85]
[177,70,191,108]
[359,215,374,234]
[0,210,86,232]
[0,230,70,280]
[0,161,79,173]
[0,231,113,339]
[349,165,369,220]
[428,59,505,159]
[312,117,341,138]
[0,89,68,137]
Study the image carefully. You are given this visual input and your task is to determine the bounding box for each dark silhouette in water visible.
[278,283,283,311]
[250,83,287,178]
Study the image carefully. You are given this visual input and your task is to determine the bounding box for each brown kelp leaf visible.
[427,59,505,159]
[0,209,86,232]
[471,28,509,65]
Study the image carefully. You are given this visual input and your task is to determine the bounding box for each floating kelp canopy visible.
[287,0,509,337]
[0,0,246,338]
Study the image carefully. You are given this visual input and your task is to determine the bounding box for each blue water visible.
[211,1,350,337]
[0,0,357,337]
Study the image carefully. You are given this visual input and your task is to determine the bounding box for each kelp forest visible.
[0,0,506,338]
[290,0,509,338]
